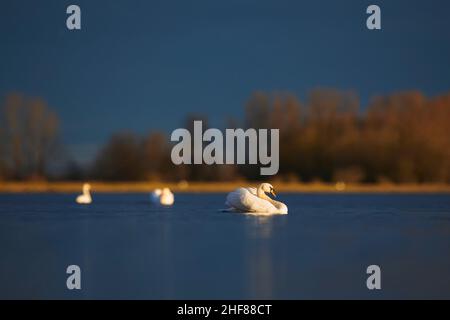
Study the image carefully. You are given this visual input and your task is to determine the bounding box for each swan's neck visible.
[83,187,90,196]
[257,187,277,206]
[256,186,267,199]
[257,186,285,211]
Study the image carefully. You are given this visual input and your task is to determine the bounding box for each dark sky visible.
[1,0,450,164]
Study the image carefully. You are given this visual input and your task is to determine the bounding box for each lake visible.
[1,193,450,299]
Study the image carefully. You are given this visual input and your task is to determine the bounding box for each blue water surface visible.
[1,193,450,299]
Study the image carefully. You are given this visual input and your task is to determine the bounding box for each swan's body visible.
[151,188,174,206]
[225,183,287,215]
[76,183,92,204]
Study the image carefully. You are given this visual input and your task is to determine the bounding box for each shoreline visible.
[1,181,450,193]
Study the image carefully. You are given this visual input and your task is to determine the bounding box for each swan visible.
[76,183,92,204]
[151,188,174,206]
[225,183,288,215]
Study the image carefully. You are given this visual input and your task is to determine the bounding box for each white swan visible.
[225,183,288,215]
[76,183,92,204]
[151,188,174,206]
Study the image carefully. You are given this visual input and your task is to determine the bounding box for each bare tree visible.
[1,93,59,180]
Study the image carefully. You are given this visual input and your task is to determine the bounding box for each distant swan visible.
[225,183,288,215]
[151,188,174,206]
[76,183,92,204]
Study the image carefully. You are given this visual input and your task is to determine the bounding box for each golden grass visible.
[1,181,450,193]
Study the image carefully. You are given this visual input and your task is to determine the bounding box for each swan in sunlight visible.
[225,183,288,215]
[151,188,174,206]
[76,183,92,204]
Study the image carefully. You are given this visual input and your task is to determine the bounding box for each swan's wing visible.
[225,188,248,210]
[226,188,275,213]
[226,188,256,207]
[76,194,91,204]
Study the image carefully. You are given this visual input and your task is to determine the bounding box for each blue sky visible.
[1,0,449,164]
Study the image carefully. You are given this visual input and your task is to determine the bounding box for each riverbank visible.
[1,181,450,193]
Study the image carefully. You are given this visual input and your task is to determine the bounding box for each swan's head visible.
[260,183,276,197]
[83,183,91,192]
[153,188,162,196]
[162,187,172,195]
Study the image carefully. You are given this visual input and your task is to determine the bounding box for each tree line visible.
[1,89,449,183]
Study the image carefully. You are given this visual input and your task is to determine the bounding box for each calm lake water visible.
[1,193,450,299]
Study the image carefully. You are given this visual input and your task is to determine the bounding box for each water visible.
[1,193,450,299]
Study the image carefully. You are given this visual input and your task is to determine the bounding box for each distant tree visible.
[88,89,450,184]
[0,126,6,180]
[63,160,85,181]
[142,131,172,180]
[1,93,59,180]
[92,132,143,181]
[270,93,303,178]
[299,89,360,181]
[245,92,271,129]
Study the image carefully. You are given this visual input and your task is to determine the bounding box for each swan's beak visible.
[270,189,276,197]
